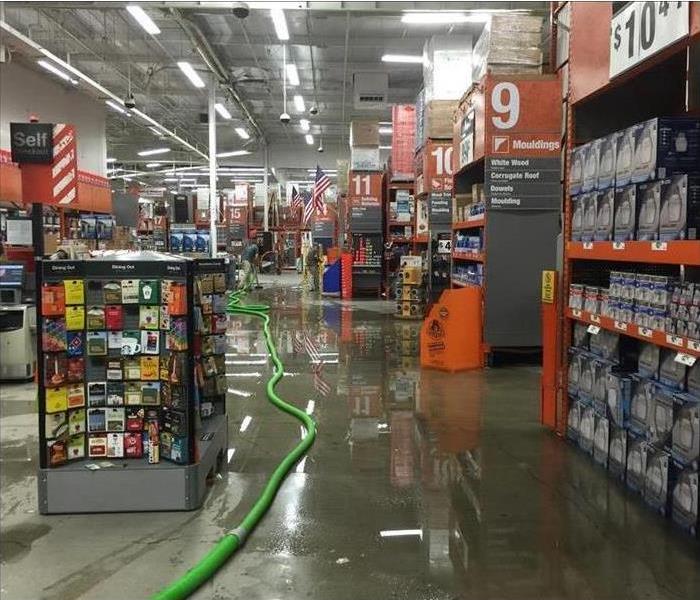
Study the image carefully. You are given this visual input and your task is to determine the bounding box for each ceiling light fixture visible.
[215,103,232,119]
[146,162,161,168]
[126,5,161,35]
[299,119,310,132]
[286,63,299,86]
[163,177,179,182]
[379,145,392,149]
[305,134,314,145]
[270,8,289,41]
[379,529,423,539]
[148,126,163,135]
[400,11,490,24]
[216,150,251,158]
[293,95,305,112]
[138,147,171,156]
[105,99,128,114]
[235,127,250,140]
[177,61,206,88]
[381,54,424,64]
[106,157,117,163]
[37,59,78,84]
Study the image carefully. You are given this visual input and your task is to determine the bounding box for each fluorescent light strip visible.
[381,54,424,64]
[138,148,171,156]
[235,127,250,140]
[126,5,161,35]
[146,162,162,168]
[37,59,78,84]
[299,119,310,132]
[305,134,314,145]
[401,11,490,24]
[239,415,252,432]
[149,126,163,135]
[105,99,129,115]
[286,63,299,86]
[177,61,206,89]
[270,8,289,41]
[293,95,305,112]
[215,103,232,120]
[379,529,423,539]
[0,23,208,161]
[217,150,251,158]
[379,145,392,149]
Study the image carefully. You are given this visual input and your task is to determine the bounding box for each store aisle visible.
[1,284,700,600]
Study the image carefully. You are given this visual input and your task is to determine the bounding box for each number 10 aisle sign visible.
[610,1,689,78]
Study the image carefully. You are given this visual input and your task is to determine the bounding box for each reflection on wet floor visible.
[1,282,700,599]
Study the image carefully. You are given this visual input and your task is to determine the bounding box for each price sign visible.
[614,320,628,332]
[688,339,700,353]
[666,333,684,347]
[639,326,653,338]
[651,241,668,251]
[610,1,689,78]
[675,352,697,367]
[437,238,452,255]
[613,241,626,250]
[583,242,594,250]
[590,314,601,324]
[587,325,601,335]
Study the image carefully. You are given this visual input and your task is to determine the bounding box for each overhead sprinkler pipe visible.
[151,285,316,600]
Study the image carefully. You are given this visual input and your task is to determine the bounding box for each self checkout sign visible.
[10,122,54,163]
[610,1,689,78]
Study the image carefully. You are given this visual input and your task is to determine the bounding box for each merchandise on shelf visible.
[422,34,473,102]
[391,105,416,181]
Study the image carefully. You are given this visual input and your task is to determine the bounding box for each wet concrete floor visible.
[1,282,699,599]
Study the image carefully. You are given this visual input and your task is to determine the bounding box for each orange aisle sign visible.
[420,286,482,371]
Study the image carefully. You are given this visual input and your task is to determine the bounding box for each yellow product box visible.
[46,386,68,413]
[65,306,85,330]
[140,356,159,381]
[64,279,85,305]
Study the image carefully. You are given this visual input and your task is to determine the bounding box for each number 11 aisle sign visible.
[610,1,689,78]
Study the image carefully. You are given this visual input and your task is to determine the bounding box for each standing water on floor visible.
[1,284,699,599]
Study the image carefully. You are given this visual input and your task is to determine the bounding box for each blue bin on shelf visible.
[322,260,341,296]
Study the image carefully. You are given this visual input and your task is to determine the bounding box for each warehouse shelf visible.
[452,251,484,262]
[452,156,485,180]
[452,216,485,230]
[567,241,700,266]
[566,308,700,358]
[452,279,482,289]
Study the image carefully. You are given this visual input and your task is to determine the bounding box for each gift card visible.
[201,295,213,315]
[65,306,85,331]
[107,331,124,351]
[68,408,86,435]
[87,408,106,432]
[106,408,125,432]
[214,314,227,334]
[213,272,226,293]
[168,283,187,315]
[47,439,68,466]
[106,358,123,380]
[159,304,171,330]
[212,294,227,314]
[141,382,161,405]
[167,318,188,351]
[141,330,160,355]
[126,406,144,431]
[103,281,122,304]
[44,354,68,386]
[125,383,142,405]
[124,432,143,458]
[121,279,139,304]
[124,358,141,380]
[42,284,65,316]
[88,434,107,457]
[64,279,85,305]
[66,357,84,383]
[85,280,104,304]
[66,384,85,409]
[87,381,107,407]
[45,411,68,439]
[43,318,67,352]
[139,280,159,305]
[46,386,68,413]
[107,432,124,458]
[161,280,173,305]
[139,305,160,330]
[198,274,214,295]
[86,331,107,356]
[106,381,125,406]
[105,305,123,330]
[86,306,105,330]
[140,357,159,381]
[121,330,141,356]
[66,332,84,357]
[67,434,85,460]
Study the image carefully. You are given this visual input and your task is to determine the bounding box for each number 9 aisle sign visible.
[610,1,689,78]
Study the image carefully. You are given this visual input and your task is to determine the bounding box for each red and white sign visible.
[52,124,78,205]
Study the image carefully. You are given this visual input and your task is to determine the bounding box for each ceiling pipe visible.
[168,8,265,142]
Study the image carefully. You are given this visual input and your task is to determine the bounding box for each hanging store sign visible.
[10,122,54,163]
[313,218,334,239]
[429,191,452,224]
[609,1,689,78]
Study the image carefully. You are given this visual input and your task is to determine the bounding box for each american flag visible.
[312,165,331,214]
[293,332,304,354]
[291,186,302,211]
[302,191,314,225]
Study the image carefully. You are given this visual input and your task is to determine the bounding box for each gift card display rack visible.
[36,251,228,513]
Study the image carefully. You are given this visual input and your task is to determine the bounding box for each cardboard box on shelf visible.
[350,120,379,147]
[423,35,473,102]
[391,104,416,181]
[424,100,458,141]
[351,147,381,172]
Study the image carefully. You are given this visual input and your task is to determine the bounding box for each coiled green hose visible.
[151,285,317,600]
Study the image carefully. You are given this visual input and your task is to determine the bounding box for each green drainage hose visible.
[151,286,317,600]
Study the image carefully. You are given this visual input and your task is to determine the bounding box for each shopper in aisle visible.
[241,241,260,289]
[307,243,322,291]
